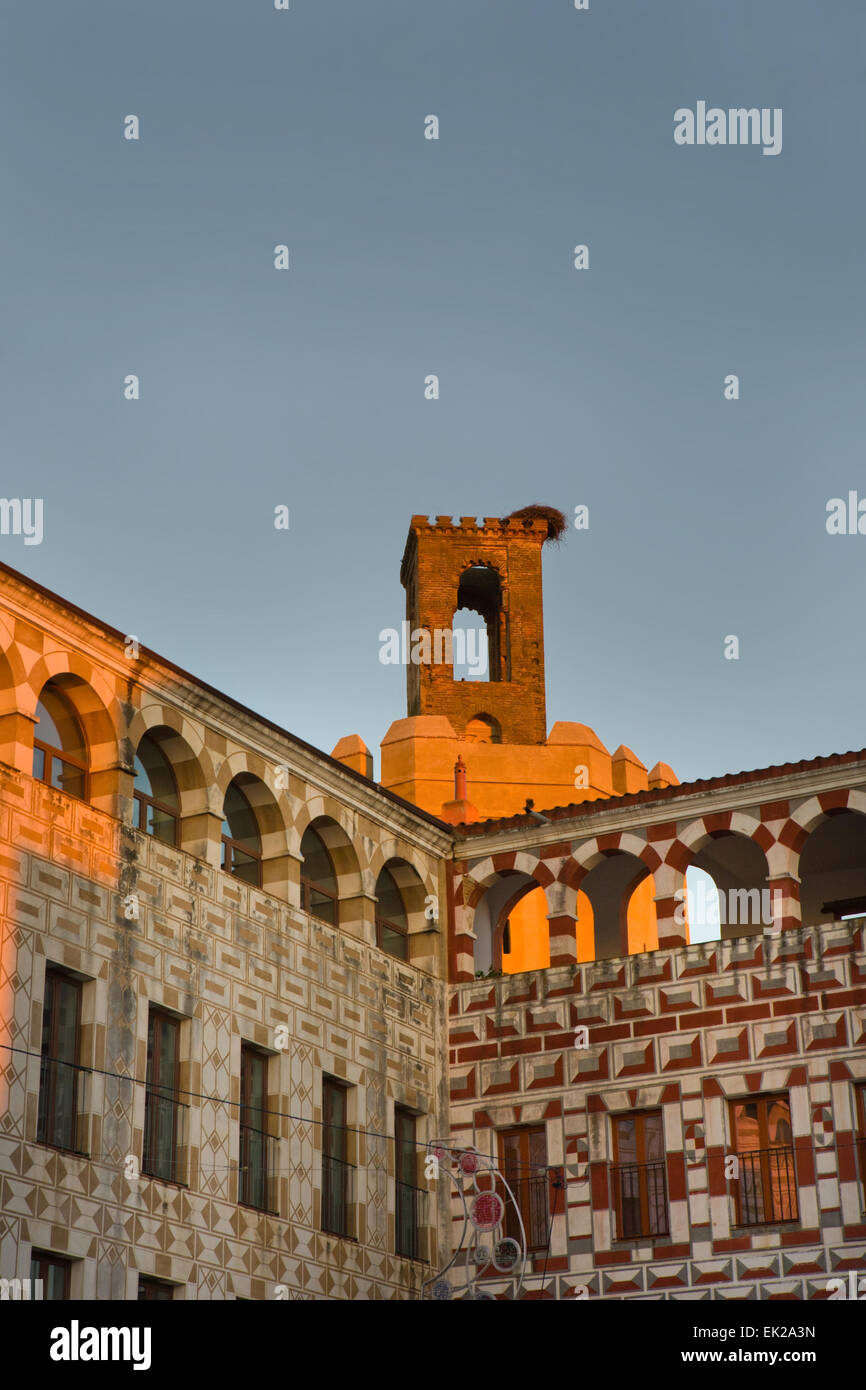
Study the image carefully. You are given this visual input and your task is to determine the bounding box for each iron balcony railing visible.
[395,1181,428,1261]
[238,1124,280,1214]
[36,1056,90,1155]
[611,1159,670,1240]
[735,1146,798,1226]
[322,1154,355,1238]
[502,1172,550,1252]
[142,1087,189,1184]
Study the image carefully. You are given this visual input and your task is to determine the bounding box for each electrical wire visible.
[3,1041,864,1175]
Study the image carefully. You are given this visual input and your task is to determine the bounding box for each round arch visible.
[374,857,428,961]
[25,651,118,736]
[798,807,866,926]
[296,811,363,901]
[464,713,502,744]
[128,703,214,813]
[471,871,550,975]
[0,642,31,770]
[559,833,661,902]
[678,821,772,941]
[215,752,289,857]
[577,850,654,960]
[366,838,437,903]
[0,616,30,700]
[28,663,118,810]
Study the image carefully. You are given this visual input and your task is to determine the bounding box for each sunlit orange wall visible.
[502,876,662,974]
[503,890,550,973]
[627,875,658,954]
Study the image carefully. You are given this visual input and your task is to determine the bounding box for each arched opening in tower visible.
[452,565,502,682]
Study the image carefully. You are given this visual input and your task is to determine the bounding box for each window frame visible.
[221,784,263,888]
[610,1108,670,1241]
[375,914,408,959]
[321,1077,353,1239]
[37,968,85,1155]
[728,1092,799,1228]
[395,1107,424,1261]
[857,1084,866,1202]
[137,1276,175,1301]
[134,788,179,846]
[30,1251,71,1300]
[375,867,409,961]
[142,1010,185,1185]
[238,1043,274,1214]
[300,826,339,926]
[301,874,339,924]
[221,835,262,886]
[133,737,179,847]
[32,685,89,802]
[498,1124,550,1253]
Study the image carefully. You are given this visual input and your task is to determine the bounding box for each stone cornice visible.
[0,565,452,856]
[454,759,866,861]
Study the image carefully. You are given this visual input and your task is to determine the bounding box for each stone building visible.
[0,560,452,1300]
[445,762,866,1299]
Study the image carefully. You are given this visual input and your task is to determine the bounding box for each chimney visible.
[454,755,467,801]
[440,755,479,826]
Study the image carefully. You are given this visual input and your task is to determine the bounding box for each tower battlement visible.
[401,514,554,580]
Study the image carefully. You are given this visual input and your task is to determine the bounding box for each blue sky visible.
[2,0,864,785]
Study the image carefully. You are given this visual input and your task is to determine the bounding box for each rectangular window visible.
[321,1079,353,1238]
[133,794,178,848]
[730,1094,798,1226]
[376,919,408,961]
[221,838,262,887]
[37,970,83,1153]
[304,882,338,925]
[858,1085,866,1195]
[143,1012,185,1183]
[395,1108,424,1260]
[30,1252,71,1300]
[32,745,87,801]
[239,1045,273,1213]
[499,1126,549,1252]
[611,1111,669,1240]
[138,1277,174,1301]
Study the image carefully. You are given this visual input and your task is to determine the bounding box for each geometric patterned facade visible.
[447,765,866,1299]
[449,926,866,1299]
[0,562,452,1300]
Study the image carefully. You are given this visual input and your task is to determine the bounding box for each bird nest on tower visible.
[502,504,568,543]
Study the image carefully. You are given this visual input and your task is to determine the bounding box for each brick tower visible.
[400,513,550,744]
